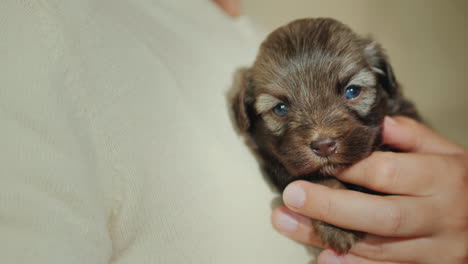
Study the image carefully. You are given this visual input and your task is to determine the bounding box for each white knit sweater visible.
[0,0,313,263]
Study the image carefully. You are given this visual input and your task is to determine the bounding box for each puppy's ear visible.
[362,40,421,119]
[363,40,400,99]
[228,67,253,134]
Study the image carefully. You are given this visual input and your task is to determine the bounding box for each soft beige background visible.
[243,0,468,147]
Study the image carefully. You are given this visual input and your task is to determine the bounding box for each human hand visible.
[271,116,468,264]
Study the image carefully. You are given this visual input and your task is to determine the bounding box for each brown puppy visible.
[229,18,421,253]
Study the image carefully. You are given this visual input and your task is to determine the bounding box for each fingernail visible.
[283,184,305,208]
[274,210,298,233]
[385,116,397,125]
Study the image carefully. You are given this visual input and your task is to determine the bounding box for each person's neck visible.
[212,0,240,17]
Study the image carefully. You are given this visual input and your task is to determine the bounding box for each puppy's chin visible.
[291,155,367,177]
[318,159,362,176]
[282,139,378,177]
[291,158,353,177]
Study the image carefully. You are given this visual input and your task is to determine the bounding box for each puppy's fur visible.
[229,18,421,253]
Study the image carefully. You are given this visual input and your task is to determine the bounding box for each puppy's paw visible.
[314,220,362,254]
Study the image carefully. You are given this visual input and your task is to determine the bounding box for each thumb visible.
[383,116,464,154]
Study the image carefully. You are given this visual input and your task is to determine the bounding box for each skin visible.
[212,0,241,17]
[272,116,468,264]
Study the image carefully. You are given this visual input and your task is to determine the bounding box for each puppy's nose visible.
[311,138,337,157]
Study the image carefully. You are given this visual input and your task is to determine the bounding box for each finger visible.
[383,116,464,154]
[337,151,456,196]
[271,207,431,263]
[318,249,405,264]
[283,181,438,237]
[271,206,324,247]
[348,234,433,263]
[274,205,436,264]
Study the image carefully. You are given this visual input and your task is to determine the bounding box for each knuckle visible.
[359,243,386,260]
[448,154,468,190]
[317,196,333,222]
[380,203,404,236]
[371,244,386,260]
[397,116,424,149]
[455,173,468,191]
[448,214,468,232]
[451,238,468,263]
[370,153,399,190]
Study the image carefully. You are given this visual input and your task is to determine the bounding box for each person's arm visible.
[272,116,468,264]
[0,2,112,263]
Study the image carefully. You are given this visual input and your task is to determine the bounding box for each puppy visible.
[229,18,421,253]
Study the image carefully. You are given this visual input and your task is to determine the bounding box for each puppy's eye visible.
[345,85,362,100]
[272,103,289,117]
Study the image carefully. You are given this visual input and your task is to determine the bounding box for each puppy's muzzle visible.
[310,138,337,157]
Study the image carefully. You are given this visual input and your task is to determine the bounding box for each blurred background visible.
[243,0,468,147]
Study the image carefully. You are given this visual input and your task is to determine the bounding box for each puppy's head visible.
[230,18,401,176]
